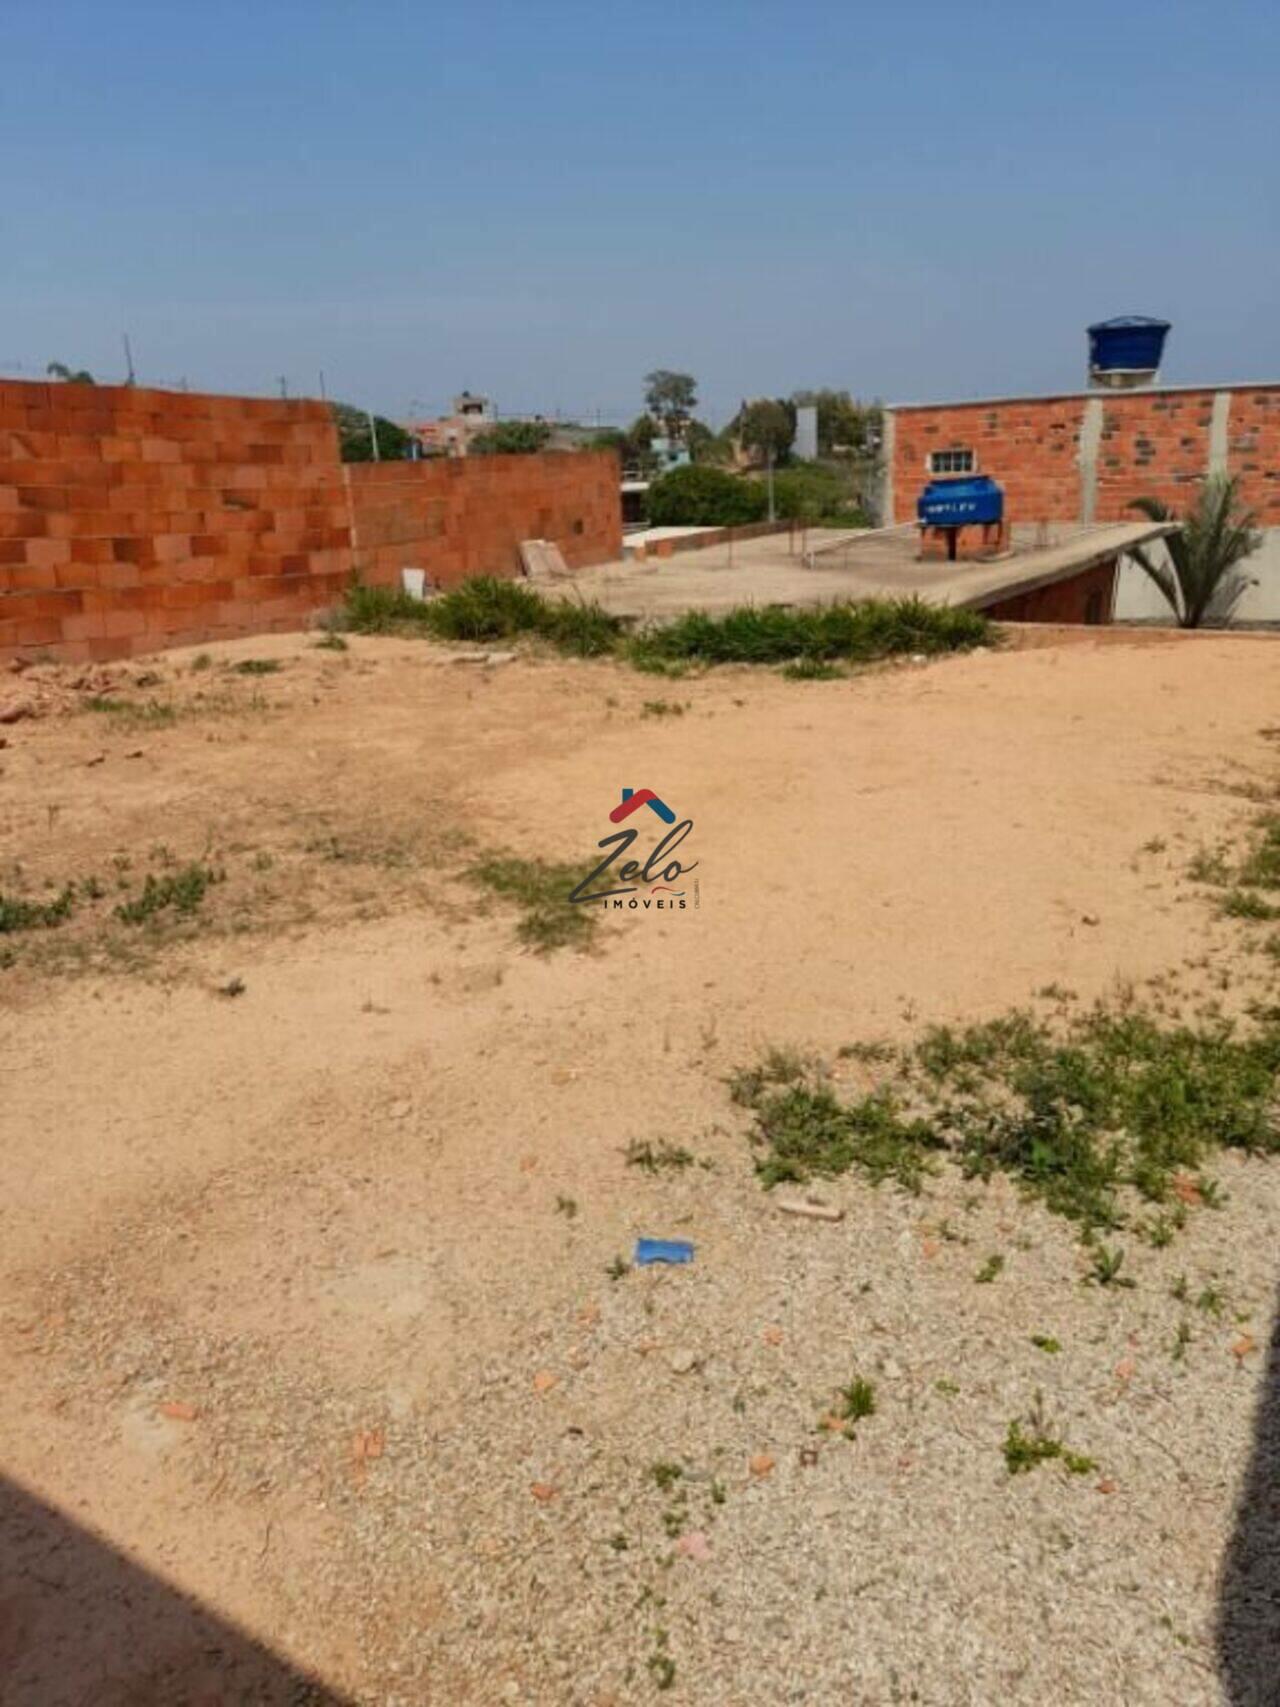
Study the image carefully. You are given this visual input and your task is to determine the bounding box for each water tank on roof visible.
[1087,316,1170,389]
[917,474,1004,528]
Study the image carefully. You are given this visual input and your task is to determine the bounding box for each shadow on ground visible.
[1219,1282,1280,1704]
[0,1474,349,1706]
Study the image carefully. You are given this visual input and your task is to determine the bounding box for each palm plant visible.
[1128,475,1261,628]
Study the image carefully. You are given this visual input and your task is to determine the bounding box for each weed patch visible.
[344,576,989,673]
[731,999,1280,1238]
[1004,1403,1095,1477]
[0,886,76,933]
[83,696,179,728]
[115,863,223,925]
[345,575,623,658]
[466,854,598,952]
[1190,812,1280,919]
[628,597,988,671]
[624,1140,700,1173]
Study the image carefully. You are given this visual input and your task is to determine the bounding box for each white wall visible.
[1114,528,1280,623]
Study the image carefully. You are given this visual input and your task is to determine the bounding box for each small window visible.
[928,448,975,475]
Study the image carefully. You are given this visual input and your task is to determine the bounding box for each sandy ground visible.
[1,626,1278,1705]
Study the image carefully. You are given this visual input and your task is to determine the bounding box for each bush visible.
[771,464,869,526]
[647,465,767,528]
[469,420,552,456]
[344,575,623,657]
[628,598,989,669]
[332,403,413,463]
[344,578,990,672]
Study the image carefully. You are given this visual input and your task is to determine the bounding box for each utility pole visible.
[367,411,381,462]
[318,370,327,401]
[122,333,136,386]
[278,376,288,399]
[766,449,776,523]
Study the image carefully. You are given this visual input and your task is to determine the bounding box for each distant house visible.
[407,391,495,458]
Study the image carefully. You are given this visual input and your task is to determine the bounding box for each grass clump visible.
[731,998,1280,1238]
[624,1140,698,1173]
[836,1377,877,1434]
[742,1073,946,1194]
[344,576,990,673]
[232,658,282,675]
[782,656,843,681]
[1004,1408,1095,1477]
[628,596,988,671]
[1190,812,1280,919]
[0,886,76,934]
[114,863,223,925]
[344,575,623,658]
[466,854,597,952]
[83,695,179,727]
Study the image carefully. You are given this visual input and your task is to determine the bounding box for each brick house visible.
[882,382,1280,620]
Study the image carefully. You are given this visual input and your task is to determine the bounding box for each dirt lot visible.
[1,626,1278,1706]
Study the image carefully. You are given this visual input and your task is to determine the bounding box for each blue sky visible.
[3,2,1278,422]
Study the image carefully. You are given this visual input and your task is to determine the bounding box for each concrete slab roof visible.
[557,521,1175,623]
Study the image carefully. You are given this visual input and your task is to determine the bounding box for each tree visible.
[469,419,553,456]
[684,419,728,465]
[1128,476,1262,628]
[331,403,413,462]
[734,398,795,465]
[647,465,767,528]
[643,370,698,442]
[47,361,95,384]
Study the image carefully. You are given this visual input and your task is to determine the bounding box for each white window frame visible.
[928,448,976,475]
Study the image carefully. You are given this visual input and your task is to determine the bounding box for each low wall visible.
[624,520,794,561]
[0,379,623,662]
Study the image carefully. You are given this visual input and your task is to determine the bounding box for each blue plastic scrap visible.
[634,1237,695,1266]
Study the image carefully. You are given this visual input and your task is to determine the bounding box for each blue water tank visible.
[1087,316,1170,386]
[917,474,1003,527]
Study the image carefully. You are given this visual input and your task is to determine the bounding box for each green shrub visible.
[647,465,767,527]
[115,864,222,925]
[344,578,988,672]
[770,463,868,526]
[628,598,988,669]
[343,575,622,658]
[0,886,75,934]
[469,420,553,455]
[732,999,1280,1236]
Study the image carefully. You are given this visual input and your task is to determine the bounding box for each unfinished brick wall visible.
[0,379,623,662]
[1227,389,1280,523]
[892,397,1088,524]
[889,385,1280,527]
[982,559,1117,625]
[345,451,620,588]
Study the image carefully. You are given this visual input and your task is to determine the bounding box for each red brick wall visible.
[1228,390,1280,523]
[984,559,1117,625]
[893,396,1088,524]
[1093,392,1211,520]
[0,381,348,662]
[346,452,620,589]
[0,379,623,662]
[890,385,1280,527]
